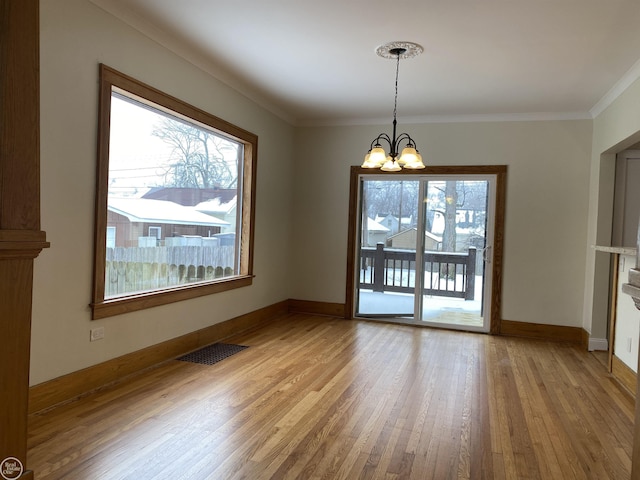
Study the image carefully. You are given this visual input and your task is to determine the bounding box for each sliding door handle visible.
[483,245,493,263]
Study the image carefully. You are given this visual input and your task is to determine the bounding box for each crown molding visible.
[300,111,593,127]
[590,57,640,119]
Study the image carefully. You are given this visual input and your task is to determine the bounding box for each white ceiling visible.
[91,0,640,126]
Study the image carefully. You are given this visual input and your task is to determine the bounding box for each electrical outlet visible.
[90,327,105,342]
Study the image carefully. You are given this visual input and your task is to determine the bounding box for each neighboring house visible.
[195,196,238,234]
[143,187,236,207]
[107,197,228,248]
[141,187,238,234]
[388,228,443,250]
[456,209,485,229]
[364,217,390,246]
[429,209,486,234]
[374,214,413,235]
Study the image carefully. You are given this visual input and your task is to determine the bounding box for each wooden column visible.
[0,1,49,479]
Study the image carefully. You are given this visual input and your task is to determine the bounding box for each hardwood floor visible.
[27,314,634,479]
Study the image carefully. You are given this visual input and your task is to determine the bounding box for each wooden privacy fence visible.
[360,244,477,300]
[105,245,235,297]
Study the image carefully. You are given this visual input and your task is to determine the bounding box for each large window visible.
[91,65,257,319]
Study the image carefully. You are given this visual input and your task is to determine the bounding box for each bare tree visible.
[433,180,488,251]
[442,181,458,252]
[152,117,238,188]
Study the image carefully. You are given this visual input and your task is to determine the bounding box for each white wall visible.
[292,120,593,327]
[583,77,640,341]
[32,0,295,385]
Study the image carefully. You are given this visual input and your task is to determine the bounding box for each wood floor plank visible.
[27,314,635,479]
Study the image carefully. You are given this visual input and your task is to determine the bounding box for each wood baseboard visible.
[288,299,346,318]
[28,301,289,414]
[29,300,592,414]
[499,319,583,345]
[581,328,590,351]
[612,355,637,397]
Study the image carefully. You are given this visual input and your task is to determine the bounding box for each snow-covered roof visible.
[108,197,228,226]
[194,196,237,215]
[425,230,443,242]
[375,214,412,225]
[387,228,443,242]
[367,217,390,233]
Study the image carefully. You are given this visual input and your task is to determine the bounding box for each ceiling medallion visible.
[375,41,424,60]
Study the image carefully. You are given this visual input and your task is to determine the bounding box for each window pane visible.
[105,92,244,298]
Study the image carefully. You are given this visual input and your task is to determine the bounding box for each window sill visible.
[91,275,253,319]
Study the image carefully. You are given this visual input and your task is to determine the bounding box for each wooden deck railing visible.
[360,244,477,300]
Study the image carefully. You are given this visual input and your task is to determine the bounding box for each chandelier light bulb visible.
[380,157,401,172]
[404,151,425,169]
[368,146,387,164]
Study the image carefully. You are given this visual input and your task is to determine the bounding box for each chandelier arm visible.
[395,132,417,149]
[370,133,392,151]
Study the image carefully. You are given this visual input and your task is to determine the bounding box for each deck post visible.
[373,243,385,292]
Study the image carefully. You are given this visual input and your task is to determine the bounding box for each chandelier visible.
[362,42,425,172]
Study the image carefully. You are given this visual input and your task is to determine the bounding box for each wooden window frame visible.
[91,64,257,320]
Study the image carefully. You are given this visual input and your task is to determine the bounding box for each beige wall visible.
[292,120,593,327]
[583,77,640,341]
[31,0,295,385]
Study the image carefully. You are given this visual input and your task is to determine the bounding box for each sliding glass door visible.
[354,173,497,333]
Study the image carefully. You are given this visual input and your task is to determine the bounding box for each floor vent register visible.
[177,343,249,365]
